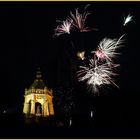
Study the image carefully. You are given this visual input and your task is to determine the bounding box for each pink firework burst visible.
[54,19,72,36]
[68,7,96,32]
[92,35,125,62]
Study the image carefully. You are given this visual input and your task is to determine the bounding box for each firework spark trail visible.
[54,19,72,36]
[84,4,91,10]
[123,14,133,26]
[114,34,126,51]
[77,59,120,93]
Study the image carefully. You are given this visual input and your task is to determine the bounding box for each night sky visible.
[0,1,139,108]
[0,1,140,138]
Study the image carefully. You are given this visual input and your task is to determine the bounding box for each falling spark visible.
[69,118,72,126]
[77,59,119,93]
[91,110,93,118]
[123,14,133,26]
[3,110,6,114]
[54,19,72,36]
[92,35,125,62]
[77,51,85,60]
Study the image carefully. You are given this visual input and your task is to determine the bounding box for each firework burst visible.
[92,35,125,62]
[77,59,119,93]
[54,19,72,36]
[54,4,98,37]
[123,14,133,26]
[68,6,96,32]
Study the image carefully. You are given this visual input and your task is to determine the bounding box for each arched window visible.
[35,102,42,116]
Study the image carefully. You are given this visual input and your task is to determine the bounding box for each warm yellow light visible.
[77,51,85,60]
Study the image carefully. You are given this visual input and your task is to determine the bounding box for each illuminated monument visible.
[23,68,54,119]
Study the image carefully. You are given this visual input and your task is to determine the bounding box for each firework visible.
[54,4,98,37]
[54,19,72,36]
[68,8,94,32]
[92,35,125,62]
[123,14,133,26]
[53,5,128,96]
[77,59,119,93]
[77,51,85,60]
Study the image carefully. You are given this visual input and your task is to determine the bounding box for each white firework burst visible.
[54,19,72,36]
[123,14,133,26]
[92,35,125,62]
[77,59,119,93]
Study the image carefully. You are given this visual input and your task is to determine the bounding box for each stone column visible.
[23,102,29,114]
[43,101,49,117]
[30,100,35,115]
[49,102,54,115]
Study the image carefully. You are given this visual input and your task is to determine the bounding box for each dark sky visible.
[0,1,140,112]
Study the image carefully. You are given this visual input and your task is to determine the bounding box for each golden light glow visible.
[77,51,85,60]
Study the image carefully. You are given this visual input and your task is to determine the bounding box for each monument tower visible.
[23,68,54,119]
